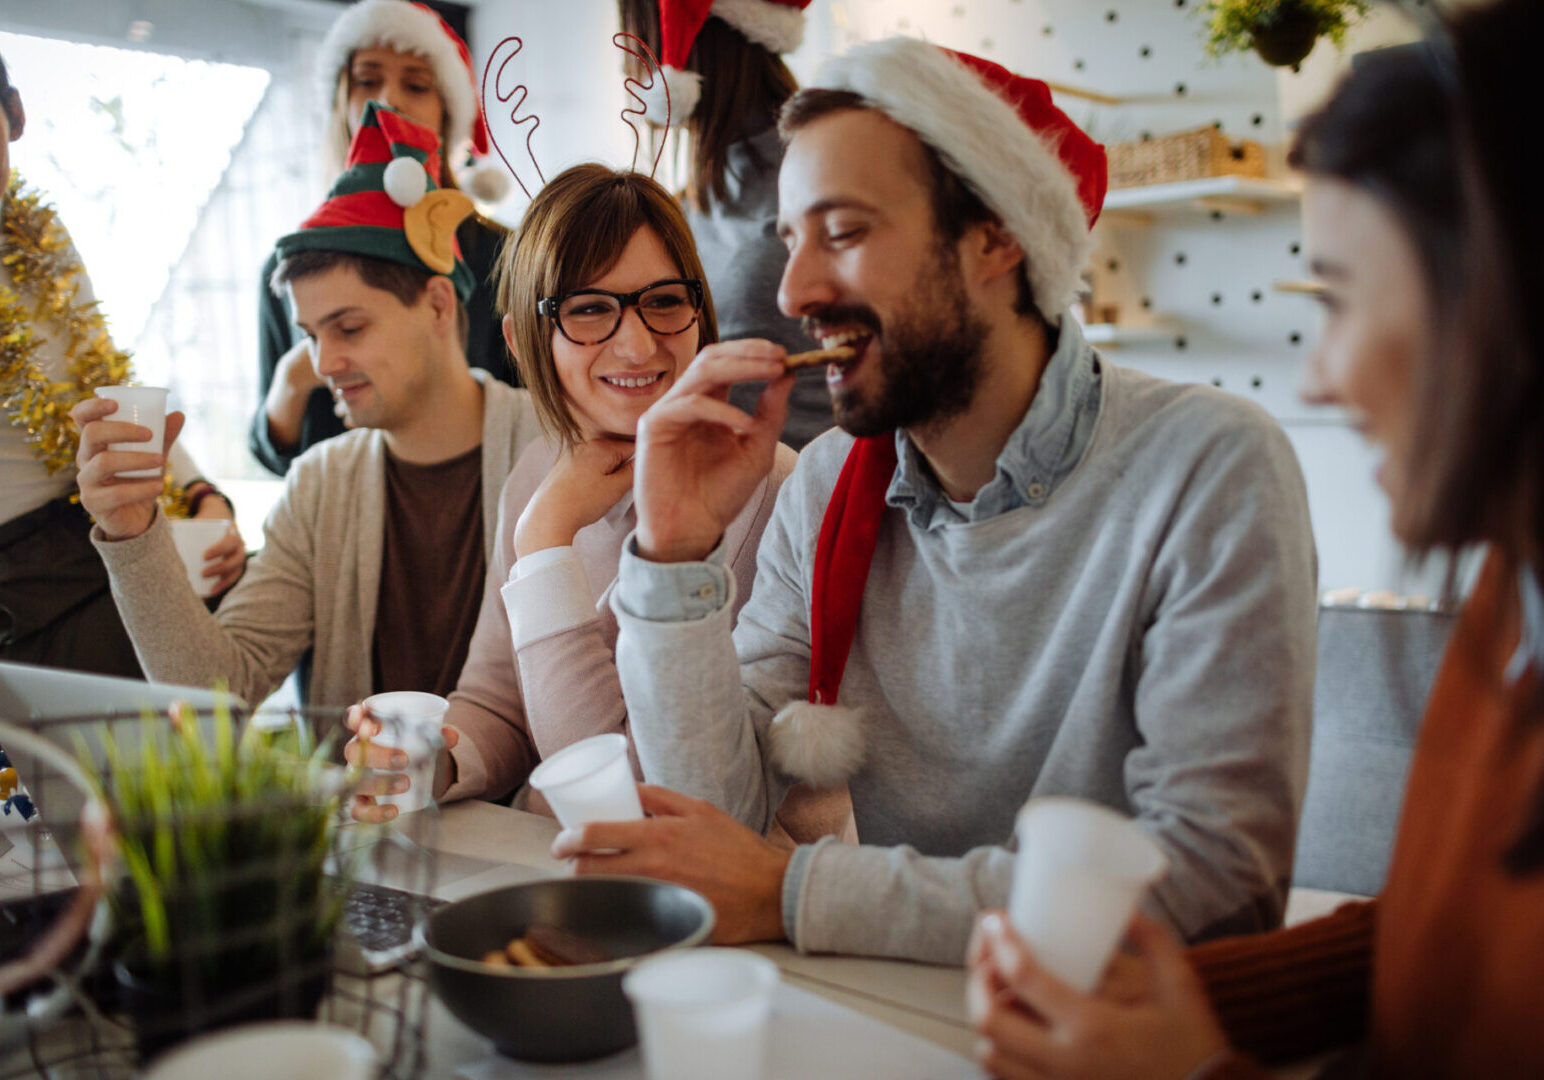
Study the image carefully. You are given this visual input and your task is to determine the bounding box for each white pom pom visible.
[383,156,429,208]
[635,67,702,128]
[460,159,511,204]
[769,701,865,789]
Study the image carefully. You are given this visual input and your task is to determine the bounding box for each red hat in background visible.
[647,0,812,118]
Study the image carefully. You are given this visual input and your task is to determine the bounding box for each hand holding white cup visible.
[93,385,169,479]
[358,691,449,815]
[1006,797,1168,993]
[528,732,643,828]
[168,518,233,598]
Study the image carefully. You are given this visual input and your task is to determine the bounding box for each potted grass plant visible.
[76,704,352,1059]
[1201,0,1371,70]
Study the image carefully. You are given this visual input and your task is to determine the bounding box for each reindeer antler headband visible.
[480,32,672,201]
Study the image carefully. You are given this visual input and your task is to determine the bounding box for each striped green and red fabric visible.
[276,100,474,300]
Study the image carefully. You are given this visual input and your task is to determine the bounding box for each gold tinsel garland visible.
[1,172,192,518]
[1,170,134,475]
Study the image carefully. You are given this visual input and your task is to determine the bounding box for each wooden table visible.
[384,801,1358,1079]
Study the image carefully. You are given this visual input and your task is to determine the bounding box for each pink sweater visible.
[440,436,853,842]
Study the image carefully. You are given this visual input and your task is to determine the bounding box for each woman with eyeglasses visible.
[348,164,850,843]
[964,2,1544,1077]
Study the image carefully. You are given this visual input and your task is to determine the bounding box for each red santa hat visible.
[767,41,1107,790]
[318,0,508,201]
[643,0,812,120]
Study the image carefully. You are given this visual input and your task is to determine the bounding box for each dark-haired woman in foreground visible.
[966,2,1544,1076]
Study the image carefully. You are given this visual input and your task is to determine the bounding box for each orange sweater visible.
[1191,555,1544,1077]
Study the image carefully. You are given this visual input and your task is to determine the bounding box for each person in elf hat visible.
[74,102,542,718]
[618,0,831,451]
[251,0,517,479]
[2,50,245,678]
[554,38,1317,961]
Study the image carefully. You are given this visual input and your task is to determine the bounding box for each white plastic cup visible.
[167,518,231,598]
[362,691,449,814]
[145,1020,376,1080]
[94,385,168,479]
[623,948,779,1080]
[1007,797,1168,993]
[527,732,643,828]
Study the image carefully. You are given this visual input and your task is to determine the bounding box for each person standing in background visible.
[619,0,832,450]
[1,52,244,677]
[251,0,517,476]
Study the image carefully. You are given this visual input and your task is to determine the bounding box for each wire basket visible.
[0,705,440,1079]
[1107,125,1266,189]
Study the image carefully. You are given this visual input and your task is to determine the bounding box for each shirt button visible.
[695,584,715,599]
[1027,482,1047,500]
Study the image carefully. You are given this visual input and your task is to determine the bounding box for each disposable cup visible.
[167,518,231,598]
[623,948,779,1080]
[95,385,168,479]
[145,1020,376,1080]
[527,732,643,828]
[362,691,449,814]
[1007,797,1168,993]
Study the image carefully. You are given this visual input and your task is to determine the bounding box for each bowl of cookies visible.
[417,876,715,1062]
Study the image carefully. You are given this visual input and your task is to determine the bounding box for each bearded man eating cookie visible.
[553,38,1318,964]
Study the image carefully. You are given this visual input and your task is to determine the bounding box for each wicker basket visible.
[1107,126,1266,189]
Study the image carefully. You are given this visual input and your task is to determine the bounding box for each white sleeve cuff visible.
[513,544,575,582]
[502,548,598,649]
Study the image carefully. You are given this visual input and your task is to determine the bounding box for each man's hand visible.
[513,437,635,559]
[72,397,184,541]
[342,703,460,824]
[551,784,792,944]
[965,911,1229,1080]
[633,341,794,564]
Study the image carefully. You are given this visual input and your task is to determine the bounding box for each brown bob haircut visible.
[494,164,718,446]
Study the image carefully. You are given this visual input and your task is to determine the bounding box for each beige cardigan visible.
[95,373,543,708]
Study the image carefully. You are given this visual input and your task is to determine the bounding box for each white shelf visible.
[1102,175,1303,214]
[1079,323,1174,347]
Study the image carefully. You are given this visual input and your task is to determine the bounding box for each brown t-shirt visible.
[372,444,485,698]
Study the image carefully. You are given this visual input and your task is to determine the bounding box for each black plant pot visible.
[1251,3,1322,69]
[114,940,331,1062]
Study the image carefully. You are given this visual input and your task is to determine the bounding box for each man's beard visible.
[809,244,989,439]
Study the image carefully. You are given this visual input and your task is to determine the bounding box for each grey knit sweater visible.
[613,321,1317,965]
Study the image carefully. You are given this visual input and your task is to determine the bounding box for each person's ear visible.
[4,89,24,142]
[965,220,1024,287]
[501,313,518,357]
[424,274,457,332]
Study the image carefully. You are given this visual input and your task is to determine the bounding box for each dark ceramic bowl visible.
[418,876,715,1062]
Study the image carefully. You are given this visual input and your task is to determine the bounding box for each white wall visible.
[468,0,635,224]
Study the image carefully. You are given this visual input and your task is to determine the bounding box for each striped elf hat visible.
[276,99,475,300]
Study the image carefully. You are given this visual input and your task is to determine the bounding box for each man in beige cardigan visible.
[72,102,541,714]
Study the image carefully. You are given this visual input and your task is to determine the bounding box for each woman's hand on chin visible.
[513,436,637,559]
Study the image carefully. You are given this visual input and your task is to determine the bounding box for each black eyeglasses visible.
[537,278,704,346]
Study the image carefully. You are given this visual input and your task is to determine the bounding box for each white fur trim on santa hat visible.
[317,0,477,152]
[769,701,865,789]
[712,0,806,55]
[812,37,1092,323]
[635,65,702,125]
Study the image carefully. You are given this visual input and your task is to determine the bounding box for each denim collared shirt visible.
[886,316,1103,530]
